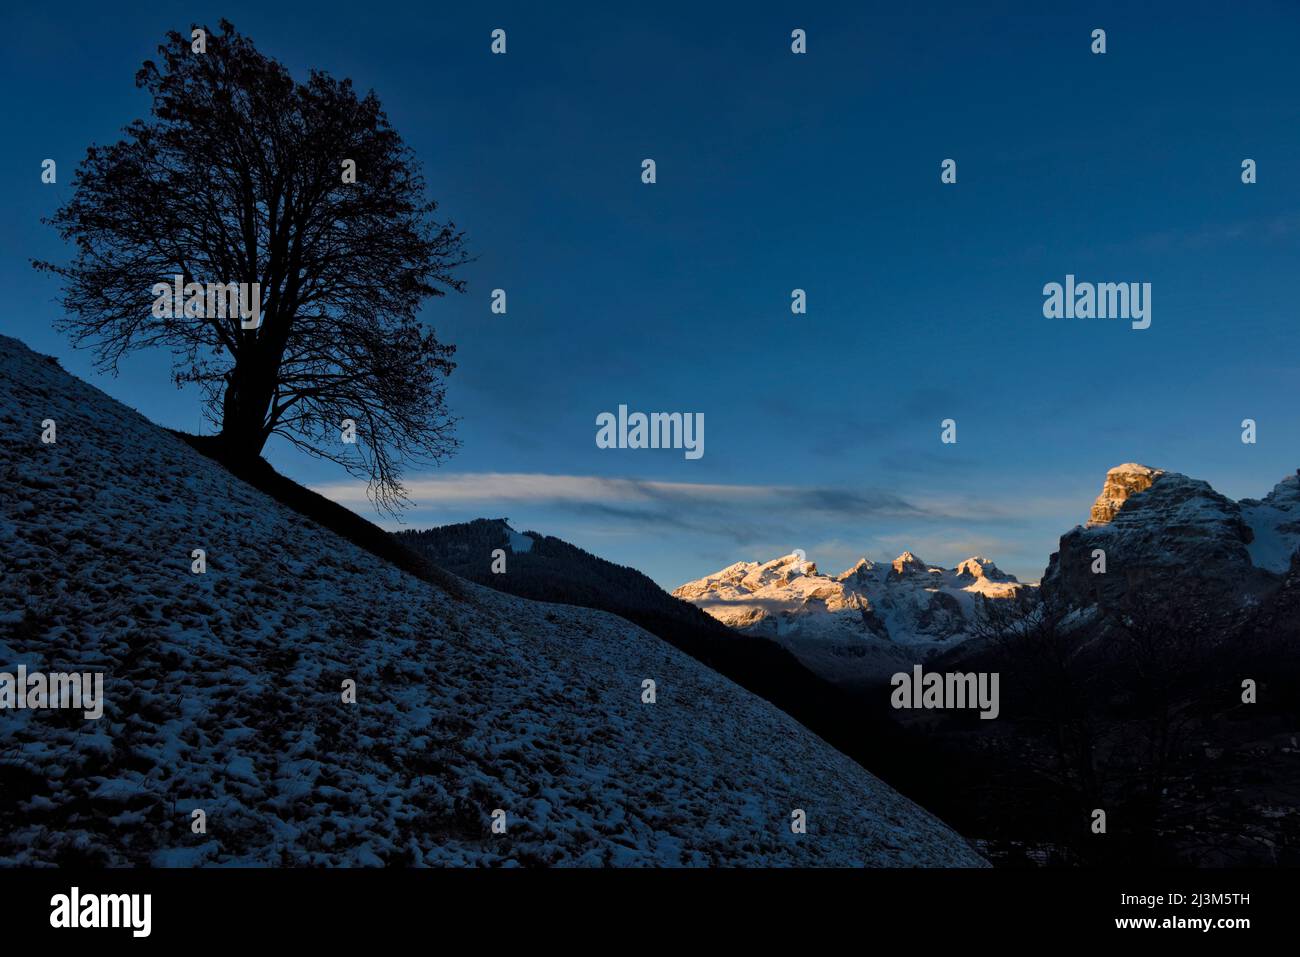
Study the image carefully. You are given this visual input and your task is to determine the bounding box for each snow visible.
[0,336,983,867]
[674,551,1031,685]
[1241,473,1300,574]
[505,525,534,554]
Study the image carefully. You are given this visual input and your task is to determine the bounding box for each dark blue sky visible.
[5,2,1299,587]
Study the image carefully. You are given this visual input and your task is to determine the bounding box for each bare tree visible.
[34,20,469,511]
[975,588,1238,863]
[1101,594,1221,852]
[974,590,1104,806]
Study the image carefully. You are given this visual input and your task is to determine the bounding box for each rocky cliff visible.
[1042,462,1300,615]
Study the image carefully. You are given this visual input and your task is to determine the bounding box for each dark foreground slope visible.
[0,336,984,867]
[397,520,945,799]
[397,522,867,709]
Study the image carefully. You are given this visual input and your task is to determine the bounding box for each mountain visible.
[0,335,984,867]
[1041,462,1300,614]
[673,551,1031,686]
[928,464,1300,866]
[395,519,745,651]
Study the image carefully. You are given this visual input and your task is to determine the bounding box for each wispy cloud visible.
[312,471,1085,584]
[1104,212,1300,257]
[313,472,935,546]
[313,472,924,516]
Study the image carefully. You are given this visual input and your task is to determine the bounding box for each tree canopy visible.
[35,20,469,511]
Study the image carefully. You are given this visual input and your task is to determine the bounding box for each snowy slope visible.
[1240,471,1300,574]
[673,552,1030,685]
[0,336,984,867]
[504,524,535,554]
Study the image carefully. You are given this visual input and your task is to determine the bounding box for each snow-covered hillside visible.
[673,552,1030,686]
[0,336,984,867]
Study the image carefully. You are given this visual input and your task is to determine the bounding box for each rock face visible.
[1087,463,1165,526]
[673,552,1030,686]
[1244,550,1300,651]
[1042,463,1300,614]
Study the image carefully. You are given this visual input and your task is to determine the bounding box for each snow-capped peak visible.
[835,557,879,583]
[890,551,930,576]
[674,548,1032,684]
[954,556,1012,582]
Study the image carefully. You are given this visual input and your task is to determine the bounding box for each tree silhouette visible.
[34,20,469,511]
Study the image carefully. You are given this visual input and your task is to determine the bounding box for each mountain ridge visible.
[673,550,1031,686]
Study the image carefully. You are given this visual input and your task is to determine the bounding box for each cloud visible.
[313,472,921,515]
[313,471,934,546]
[1104,211,1300,257]
[312,471,1081,582]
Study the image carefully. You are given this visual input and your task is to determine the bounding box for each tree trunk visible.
[218,359,275,462]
